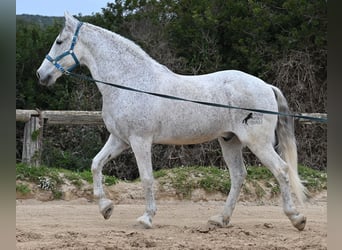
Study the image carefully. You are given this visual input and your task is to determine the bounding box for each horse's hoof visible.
[137,214,153,229]
[291,214,306,231]
[99,198,114,220]
[208,214,230,228]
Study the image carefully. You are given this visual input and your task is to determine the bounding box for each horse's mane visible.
[85,22,159,65]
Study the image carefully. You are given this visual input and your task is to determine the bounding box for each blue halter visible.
[45,21,83,74]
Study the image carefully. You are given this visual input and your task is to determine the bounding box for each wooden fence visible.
[16,109,327,166]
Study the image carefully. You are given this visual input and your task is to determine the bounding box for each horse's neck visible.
[80,24,159,94]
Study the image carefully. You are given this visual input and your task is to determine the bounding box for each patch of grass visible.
[270,183,280,196]
[251,180,266,198]
[52,189,63,199]
[79,170,93,183]
[16,183,31,195]
[16,163,118,200]
[153,169,167,179]
[246,165,327,193]
[16,163,63,186]
[153,165,326,199]
[104,175,118,186]
[242,185,252,195]
[198,167,231,193]
[168,167,196,198]
[60,168,117,186]
[16,163,326,201]
[154,166,231,198]
[60,169,84,187]
[67,175,83,187]
[299,165,327,191]
[246,166,274,180]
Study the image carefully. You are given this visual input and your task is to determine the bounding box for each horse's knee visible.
[230,166,247,187]
[91,155,97,166]
[240,167,247,179]
[91,156,102,173]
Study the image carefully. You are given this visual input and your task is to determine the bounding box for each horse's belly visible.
[155,133,219,145]
[153,119,226,145]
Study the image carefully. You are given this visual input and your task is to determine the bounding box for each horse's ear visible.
[64,11,72,20]
[64,11,78,27]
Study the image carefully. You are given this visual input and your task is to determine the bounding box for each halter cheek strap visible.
[45,21,83,74]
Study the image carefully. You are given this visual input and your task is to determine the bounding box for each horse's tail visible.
[271,86,308,204]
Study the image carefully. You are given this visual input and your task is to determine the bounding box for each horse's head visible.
[36,12,83,86]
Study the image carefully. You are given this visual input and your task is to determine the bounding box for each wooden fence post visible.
[22,116,43,166]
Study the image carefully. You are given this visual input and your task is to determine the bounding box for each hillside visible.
[16,14,64,28]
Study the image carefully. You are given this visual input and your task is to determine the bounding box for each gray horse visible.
[37,12,307,230]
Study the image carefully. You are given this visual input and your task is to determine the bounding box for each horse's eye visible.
[56,40,63,45]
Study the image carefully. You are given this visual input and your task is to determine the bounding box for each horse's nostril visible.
[38,73,52,86]
[36,71,40,80]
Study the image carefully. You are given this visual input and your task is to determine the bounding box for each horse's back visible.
[170,70,277,109]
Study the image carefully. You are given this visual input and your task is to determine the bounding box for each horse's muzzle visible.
[36,69,53,86]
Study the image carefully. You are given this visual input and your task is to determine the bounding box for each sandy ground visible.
[16,193,326,250]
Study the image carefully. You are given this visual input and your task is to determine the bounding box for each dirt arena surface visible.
[16,193,326,250]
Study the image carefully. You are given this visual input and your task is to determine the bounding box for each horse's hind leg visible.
[209,135,246,227]
[91,134,128,219]
[129,136,156,229]
[247,143,306,230]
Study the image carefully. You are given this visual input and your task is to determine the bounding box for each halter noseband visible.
[45,21,83,74]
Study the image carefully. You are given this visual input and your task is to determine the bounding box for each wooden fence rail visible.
[16,109,327,166]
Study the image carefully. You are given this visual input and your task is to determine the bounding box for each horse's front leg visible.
[91,134,128,219]
[130,136,156,229]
